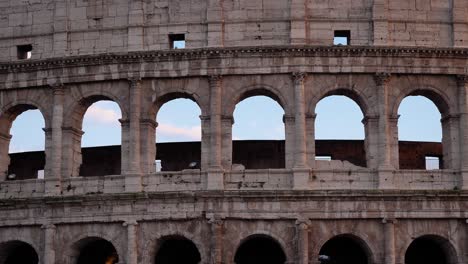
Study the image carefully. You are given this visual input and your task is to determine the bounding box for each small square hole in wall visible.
[17,44,32,60]
[334,30,351,45]
[169,34,185,49]
[425,156,440,170]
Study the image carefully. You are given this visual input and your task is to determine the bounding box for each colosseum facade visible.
[0,0,468,263]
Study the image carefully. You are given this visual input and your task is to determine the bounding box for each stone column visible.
[305,114,316,168]
[284,114,295,169]
[140,119,157,174]
[372,0,389,45]
[123,220,138,264]
[292,72,310,190]
[221,116,233,170]
[200,115,211,171]
[441,114,460,170]
[209,218,224,264]
[127,78,142,175]
[61,127,84,177]
[363,115,379,169]
[207,76,224,190]
[457,75,468,189]
[209,75,223,169]
[296,219,310,264]
[374,73,396,189]
[51,85,64,178]
[382,218,396,264]
[293,72,308,168]
[0,132,11,180]
[290,0,308,45]
[42,224,56,264]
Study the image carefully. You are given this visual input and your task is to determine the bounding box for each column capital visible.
[140,118,158,128]
[50,82,65,95]
[457,75,468,87]
[292,72,307,83]
[374,72,391,86]
[209,75,223,83]
[128,77,142,90]
[295,218,311,229]
[382,218,397,224]
[41,224,56,230]
[207,215,225,227]
[123,220,138,227]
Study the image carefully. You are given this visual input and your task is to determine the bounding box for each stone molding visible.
[2,46,468,73]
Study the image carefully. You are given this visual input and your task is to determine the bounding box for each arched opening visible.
[398,95,443,170]
[315,95,366,167]
[232,95,285,169]
[154,235,201,264]
[79,100,122,176]
[318,234,370,264]
[234,234,286,264]
[75,237,119,264]
[405,235,457,264]
[0,105,46,180]
[0,240,39,264]
[155,98,202,171]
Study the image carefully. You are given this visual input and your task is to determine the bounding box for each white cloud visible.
[157,123,201,141]
[85,105,121,124]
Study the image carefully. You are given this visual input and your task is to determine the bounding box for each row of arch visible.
[0,77,453,180]
[0,233,457,264]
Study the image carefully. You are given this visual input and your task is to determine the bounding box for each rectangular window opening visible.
[425,156,440,170]
[155,159,162,172]
[316,155,332,161]
[169,34,185,49]
[37,170,45,179]
[334,30,350,46]
[17,44,32,60]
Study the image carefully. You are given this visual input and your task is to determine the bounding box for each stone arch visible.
[152,91,205,119]
[67,236,120,264]
[234,233,287,264]
[143,230,207,264]
[154,235,202,264]
[227,84,290,117]
[391,86,451,118]
[62,93,124,177]
[317,233,374,264]
[404,234,458,264]
[309,88,371,117]
[0,103,49,180]
[0,240,39,264]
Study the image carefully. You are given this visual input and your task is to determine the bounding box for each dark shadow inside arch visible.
[405,235,456,264]
[155,236,201,264]
[234,235,286,264]
[0,240,38,264]
[318,235,370,264]
[76,238,119,264]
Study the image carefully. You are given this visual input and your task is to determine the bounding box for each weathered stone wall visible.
[1,0,468,61]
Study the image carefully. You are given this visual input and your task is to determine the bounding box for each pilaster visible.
[128,0,145,51]
[382,218,397,264]
[457,75,468,189]
[452,0,468,48]
[209,217,224,264]
[290,0,308,45]
[372,0,389,45]
[123,220,138,264]
[126,78,142,175]
[292,72,308,169]
[206,0,225,47]
[296,218,311,264]
[42,224,56,264]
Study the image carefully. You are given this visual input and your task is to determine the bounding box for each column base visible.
[377,167,395,190]
[459,170,468,190]
[124,174,142,193]
[44,178,62,196]
[292,167,310,190]
[206,168,224,190]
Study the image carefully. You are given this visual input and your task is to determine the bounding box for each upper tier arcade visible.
[0,0,468,61]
